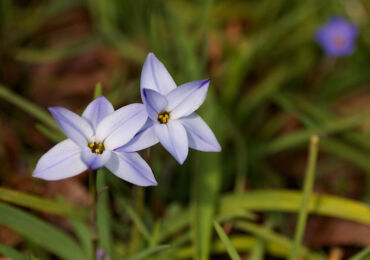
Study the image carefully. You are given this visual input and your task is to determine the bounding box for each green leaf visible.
[160,189,370,246]
[257,113,370,156]
[0,243,31,260]
[70,220,93,260]
[0,202,87,260]
[235,221,325,260]
[175,235,324,259]
[289,136,319,260]
[213,221,241,260]
[249,236,266,260]
[94,83,103,98]
[0,187,88,219]
[191,90,222,260]
[349,247,370,260]
[118,196,151,242]
[0,84,58,131]
[35,124,64,143]
[126,245,171,260]
[220,190,370,225]
[14,36,101,63]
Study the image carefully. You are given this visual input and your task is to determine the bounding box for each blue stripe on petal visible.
[118,120,158,152]
[180,113,221,152]
[140,53,177,96]
[142,89,168,120]
[49,107,94,148]
[33,139,87,180]
[82,96,114,128]
[153,121,188,164]
[106,151,157,186]
[166,79,210,119]
[96,103,148,150]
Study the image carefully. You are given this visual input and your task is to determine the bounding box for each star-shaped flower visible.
[315,16,358,57]
[120,53,221,164]
[33,96,157,186]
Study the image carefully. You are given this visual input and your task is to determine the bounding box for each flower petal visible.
[96,103,147,150]
[141,53,176,95]
[49,107,94,147]
[142,89,168,120]
[180,113,221,152]
[81,149,112,170]
[33,139,87,180]
[166,79,210,119]
[153,120,188,164]
[118,120,158,152]
[82,96,114,128]
[106,151,157,186]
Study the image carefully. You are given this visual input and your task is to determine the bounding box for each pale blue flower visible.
[120,53,221,164]
[33,96,157,186]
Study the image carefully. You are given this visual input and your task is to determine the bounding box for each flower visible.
[96,248,108,260]
[315,16,358,57]
[33,96,157,186]
[120,53,221,164]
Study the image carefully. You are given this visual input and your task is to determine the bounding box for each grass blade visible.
[118,196,151,242]
[191,90,223,260]
[235,221,325,260]
[289,135,319,260]
[126,245,171,260]
[0,244,31,260]
[0,202,87,260]
[220,190,370,225]
[70,220,93,260]
[0,187,87,219]
[349,247,370,260]
[249,236,265,260]
[213,221,241,260]
[0,84,58,131]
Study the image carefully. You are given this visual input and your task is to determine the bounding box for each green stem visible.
[89,170,97,260]
[288,135,319,260]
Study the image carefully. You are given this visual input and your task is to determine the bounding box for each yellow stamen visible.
[88,142,105,154]
[157,111,170,124]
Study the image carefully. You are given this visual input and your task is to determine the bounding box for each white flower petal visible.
[153,120,188,164]
[33,139,87,180]
[49,107,94,147]
[119,120,158,152]
[81,149,112,170]
[82,96,114,129]
[142,89,168,120]
[180,113,221,152]
[96,104,147,150]
[106,151,157,186]
[166,79,210,119]
[141,53,176,95]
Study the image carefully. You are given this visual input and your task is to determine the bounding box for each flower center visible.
[157,111,170,124]
[333,35,345,47]
[88,142,105,154]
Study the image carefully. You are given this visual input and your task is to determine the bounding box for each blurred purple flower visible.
[120,53,221,164]
[96,248,109,260]
[315,16,358,57]
[33,96,157,186]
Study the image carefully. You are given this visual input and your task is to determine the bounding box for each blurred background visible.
[0,0,370,259]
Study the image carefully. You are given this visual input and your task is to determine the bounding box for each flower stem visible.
[288,135,319,260]
[89,170,98,260]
